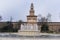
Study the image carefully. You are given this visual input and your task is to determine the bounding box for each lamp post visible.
[0,16,2,22]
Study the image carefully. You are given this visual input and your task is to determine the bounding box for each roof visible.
[27,15,37,17]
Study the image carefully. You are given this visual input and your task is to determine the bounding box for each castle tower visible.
[27,3,37,24]
[18,3,39,35]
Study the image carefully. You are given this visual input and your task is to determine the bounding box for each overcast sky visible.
[0,0,60,22]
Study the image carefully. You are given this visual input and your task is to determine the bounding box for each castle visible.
[0,3,60,33]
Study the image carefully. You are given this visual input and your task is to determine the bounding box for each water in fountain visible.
[20,23,38,31]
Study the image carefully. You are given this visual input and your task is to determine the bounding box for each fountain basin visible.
[18,30,40,36]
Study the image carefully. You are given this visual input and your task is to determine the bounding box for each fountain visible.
[18,23,40,36]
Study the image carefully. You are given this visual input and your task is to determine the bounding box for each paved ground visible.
[0,37,60,40]
[0,33,60,40]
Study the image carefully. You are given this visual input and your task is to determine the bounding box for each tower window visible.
[28,18,31,20]
[33,18,36,20]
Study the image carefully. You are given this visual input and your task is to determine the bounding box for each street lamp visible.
[0,15,2,22]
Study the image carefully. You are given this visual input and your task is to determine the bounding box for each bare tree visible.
[47,13,51,22]
[37,14,50,32]
[18,20,23,30]
[38,14,47,22]
[40,17,47,22]
[38,14,42,22]
[10,16,13,22]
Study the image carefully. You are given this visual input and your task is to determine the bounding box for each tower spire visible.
[30,3,34,16]
[31,3,34,10]
[27,3,37,23]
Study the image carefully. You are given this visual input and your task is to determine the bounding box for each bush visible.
[41,24,49,32]
[47,30,54,33]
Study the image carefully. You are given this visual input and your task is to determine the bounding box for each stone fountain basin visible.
[0,33,60,38]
